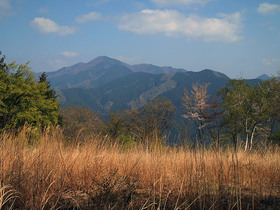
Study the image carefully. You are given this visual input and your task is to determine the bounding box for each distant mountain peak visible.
[44,56,234,90]
[87,56,124,66]
[256,74,271,80]
[200,69,229,79]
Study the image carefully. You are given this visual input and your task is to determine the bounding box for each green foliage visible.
[218,80,250,140]
[118,135,137,149]
[218,78,280,150]
[0,52,59,130]
[39,72,57,99]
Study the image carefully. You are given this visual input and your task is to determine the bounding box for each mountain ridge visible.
[58,69,231,113]
[43,56,264,114]
[34,56,265,89]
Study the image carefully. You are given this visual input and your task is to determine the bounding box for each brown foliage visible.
[60,106,105,141]
[182,83,224,147]
[107,98,175,144]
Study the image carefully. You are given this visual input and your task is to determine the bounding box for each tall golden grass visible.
[0,126,279,209]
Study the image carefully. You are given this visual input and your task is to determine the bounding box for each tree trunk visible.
[249,126,257,151]
[245,135,249,151]
[244,119,249,152]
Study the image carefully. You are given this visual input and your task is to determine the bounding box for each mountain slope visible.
[158,69,230,108]
[61,72,165,112]
[59,69,230,114]
[47,56,133,89]
[256,74,271,80]
[129,64,185,74]
[44,56,186,89]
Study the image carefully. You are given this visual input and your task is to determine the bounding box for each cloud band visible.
[118,9,242,42]
[31,17,77,35]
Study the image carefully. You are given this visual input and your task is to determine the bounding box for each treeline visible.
[60,98,175,146]
[182,80,280,151]
[1,52,280,150]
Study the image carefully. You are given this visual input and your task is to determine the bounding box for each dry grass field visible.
[0,127,279,209]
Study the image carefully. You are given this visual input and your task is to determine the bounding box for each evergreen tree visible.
[38,72,57,99]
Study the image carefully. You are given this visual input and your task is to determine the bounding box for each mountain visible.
[46,56,263,116]
[59,69,230,114]
[60,72,174,112]
[44,56,186,89]
[129,64,185,74]
[256,74,271,80]
[46,56,133,89]
[57,68,232,143]
[47,56,264,142]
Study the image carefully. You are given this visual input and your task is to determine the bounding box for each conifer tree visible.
[39,72,57,99]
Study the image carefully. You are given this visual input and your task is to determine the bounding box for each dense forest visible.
[0,52,280,209]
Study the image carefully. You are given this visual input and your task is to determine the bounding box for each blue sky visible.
[0,0,279,78]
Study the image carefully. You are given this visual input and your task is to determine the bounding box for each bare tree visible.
[182,82,210,147]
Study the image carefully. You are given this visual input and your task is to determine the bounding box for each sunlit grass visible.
[0,126,279,209]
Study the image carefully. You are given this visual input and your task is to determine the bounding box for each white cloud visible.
[262,58,280,66]
[31,17,77,36]
[75,11,102,23]
[118,10,242,42]
[151,0,211,6]
[257,2,280,15]
[61,51,79,58]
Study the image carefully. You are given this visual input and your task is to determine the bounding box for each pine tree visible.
[39,72,57,99]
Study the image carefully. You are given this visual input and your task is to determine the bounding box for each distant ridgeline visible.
[37,56,265,143]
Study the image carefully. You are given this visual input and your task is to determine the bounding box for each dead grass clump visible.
[0,127,279,209]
